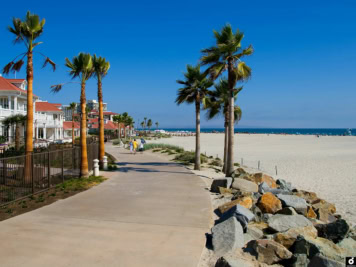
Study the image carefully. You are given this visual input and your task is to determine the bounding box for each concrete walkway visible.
[0,143,212,267]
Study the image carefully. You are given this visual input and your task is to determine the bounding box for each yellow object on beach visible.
[133,141,138,149]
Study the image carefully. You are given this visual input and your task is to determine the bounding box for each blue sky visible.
[1,0,356,128]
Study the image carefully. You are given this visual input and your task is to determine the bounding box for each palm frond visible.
[42,57,56,71]
[50,84,63,93]
[2,62,14,74]
[12,59,25,72]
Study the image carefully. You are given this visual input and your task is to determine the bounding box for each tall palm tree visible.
[205,78,242,173]
[143,117,147,130]
[51,53,93,177]
[69,102,77,147]
[3,11,55,182]
[140,121,145,130]
[113,114,123,139]
[201,24,253,176]
[155,122,159,130]
[121,112,129,138]
[176,64,213,170]
[147,119,152,131]
[3,114,27,151]
[92,55,110,167]
[125,116,134,137]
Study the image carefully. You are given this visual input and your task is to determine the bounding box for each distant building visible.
[87,99,107,112]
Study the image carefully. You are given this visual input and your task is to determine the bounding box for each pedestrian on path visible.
[133,139,138,154]
[129,140,133,153]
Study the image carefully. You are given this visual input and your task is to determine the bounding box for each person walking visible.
[129,140,133,154]
[133,139,138,154]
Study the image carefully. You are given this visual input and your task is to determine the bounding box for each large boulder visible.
[219,204,255,232]
[277,194,308,214]
[215,255,255,267]
[257,192,282,214]
[315,219,350,243]
[232,178,258,193]
[218,196,253,214]
[244,239,292,265]
[268,214,313,232]
[212,217,244,256]
[291,235,348,263]
[276,178,293,191]
[313,200,336,214]
[308,254,343,267]
[211,178,233,193]
[338,237,356,255]
[294,190,320,204]
[244,224,264,244]
[274,225,318,249]
[258,182,291,195]
[251,173,277,188]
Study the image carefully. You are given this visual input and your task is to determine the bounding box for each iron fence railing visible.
[0,143,98,206]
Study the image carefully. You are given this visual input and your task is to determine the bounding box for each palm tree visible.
[205,78,242,173]
[176,64,213,170]
[140,121,145,130]
[126,116,134,137]
[51,53,93,177]
[155,122,159,130]
[121,112,129,138]
[143,117,147,130]
[92,55,110,167]
[201,24,253,176]
[147,119,152,131]
[69,102,77,147]
[3,11,55,182]
[113,114,123,139]
[2,114,27,151]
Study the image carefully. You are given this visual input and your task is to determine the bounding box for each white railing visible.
[0,108,63,128]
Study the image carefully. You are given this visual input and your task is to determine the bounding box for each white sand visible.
[149,133,356,223]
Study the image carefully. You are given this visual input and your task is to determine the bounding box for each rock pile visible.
[209,168,355,267]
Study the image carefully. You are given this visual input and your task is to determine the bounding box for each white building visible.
[0,76,64,142]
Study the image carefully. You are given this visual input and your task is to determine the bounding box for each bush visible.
[234,163,240,167]
[210,158,223,167]
[144,143,183,153]
[173,151,208,164]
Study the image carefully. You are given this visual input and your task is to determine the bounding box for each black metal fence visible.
[0,143,98,206]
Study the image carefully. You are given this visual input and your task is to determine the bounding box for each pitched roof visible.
[6,79,26,83]
[89,118,118,130]
[35,102,63,112]
[0,76,27,93]
[63,121,80,130]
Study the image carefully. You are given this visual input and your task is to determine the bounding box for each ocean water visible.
[161,128,356,136]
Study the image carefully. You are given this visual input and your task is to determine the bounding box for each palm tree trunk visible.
[222,112,229,174]
[226,58,235,177]
[80,82,89,177]
[25,51,34,183]
[195,97,201,170]
[15,122,20,151]
[71,117,74,148]
[98,79,105,168]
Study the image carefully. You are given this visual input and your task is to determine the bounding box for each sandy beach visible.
[149,133,356,223]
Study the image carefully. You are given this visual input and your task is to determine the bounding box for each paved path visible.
[0,143,212,267]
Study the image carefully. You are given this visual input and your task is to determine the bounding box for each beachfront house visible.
[0,75,65,143]
[63,121,80,139]
[0,76,39,142]
[34,101,64,140]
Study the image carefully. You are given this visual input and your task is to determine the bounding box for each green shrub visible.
[210,158,223,167]
[173,151,208,164]
[144,143,183,152]
[234,163,240,167]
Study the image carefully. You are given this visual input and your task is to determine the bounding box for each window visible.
[0,98,9,109]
